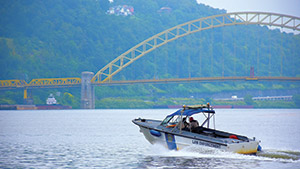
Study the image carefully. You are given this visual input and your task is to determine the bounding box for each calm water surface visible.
[0,109,299,168]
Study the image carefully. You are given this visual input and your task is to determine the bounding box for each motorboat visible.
[132,104,262,154]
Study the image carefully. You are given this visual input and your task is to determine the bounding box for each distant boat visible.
[0,94,71,110]
[46,94,57,105]
[133,104,261,154]
[36,94,71,110]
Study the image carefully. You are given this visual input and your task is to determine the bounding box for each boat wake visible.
[148,144,300,162]
[256,149,300,161]
[139,144,300,169]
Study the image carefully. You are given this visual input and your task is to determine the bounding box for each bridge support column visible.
[23,88,34,105]
[81,72,95,109]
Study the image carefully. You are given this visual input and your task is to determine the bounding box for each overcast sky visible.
[197,0,300,17]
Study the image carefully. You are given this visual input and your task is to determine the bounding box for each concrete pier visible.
[23,88,34,105]
[81,71,95,109]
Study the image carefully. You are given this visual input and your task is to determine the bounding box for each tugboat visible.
[132,104,262,154]
[36,94,72,110]
[46,94,57,105]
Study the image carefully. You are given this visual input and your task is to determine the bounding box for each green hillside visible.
[1,0,300,108]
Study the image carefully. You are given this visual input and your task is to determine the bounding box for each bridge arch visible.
[91,12,300,84]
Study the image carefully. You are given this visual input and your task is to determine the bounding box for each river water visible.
[0,109,299,168]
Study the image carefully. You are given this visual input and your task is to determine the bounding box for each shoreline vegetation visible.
[1,95,299,109]
[95,96,299,109]
[1,87,300,109]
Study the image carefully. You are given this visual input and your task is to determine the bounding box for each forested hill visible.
[0,0,224,80]
[1,0,299,81]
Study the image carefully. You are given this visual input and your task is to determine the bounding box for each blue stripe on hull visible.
[165,133,177,150]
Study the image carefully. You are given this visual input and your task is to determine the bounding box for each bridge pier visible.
[81,72,95,109]
[23,88,34,105]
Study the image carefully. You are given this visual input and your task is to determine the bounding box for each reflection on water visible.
[0,109,299,168]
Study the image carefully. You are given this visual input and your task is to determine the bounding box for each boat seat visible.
[213,130,249,142]
[193,127,249,142]
[192,126,205,134]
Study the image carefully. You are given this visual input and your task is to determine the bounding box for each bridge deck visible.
[2,76,299,88]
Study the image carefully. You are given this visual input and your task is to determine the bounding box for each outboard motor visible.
[257,145,262,152]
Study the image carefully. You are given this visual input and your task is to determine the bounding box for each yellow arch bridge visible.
[1,12,300,108]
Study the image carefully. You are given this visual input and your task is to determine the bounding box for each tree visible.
[61,92,79,108]
[293,94,300,108]
[244,94,254,105]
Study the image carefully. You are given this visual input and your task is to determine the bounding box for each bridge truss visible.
[91,12,300,84]
[0,78,81,89]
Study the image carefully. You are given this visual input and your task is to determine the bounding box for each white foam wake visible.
[146,144,300,163]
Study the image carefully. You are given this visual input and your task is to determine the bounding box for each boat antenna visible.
[213,111,216,130]
[179,105,186,133]
[207,102,216,130]
[207,102,210,128]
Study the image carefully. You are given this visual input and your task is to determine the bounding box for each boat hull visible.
[135,119,259,154]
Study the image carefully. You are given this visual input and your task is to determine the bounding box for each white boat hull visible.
[139,126,259,154]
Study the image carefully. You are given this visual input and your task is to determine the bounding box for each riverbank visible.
[96,97,298,109]
[0,104,72,110]
[1,97,297,110]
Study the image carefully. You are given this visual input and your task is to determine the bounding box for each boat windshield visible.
[161,115,185,127]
